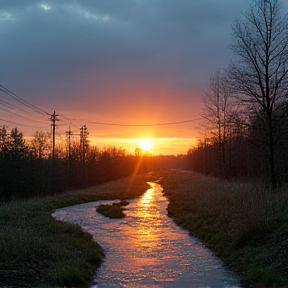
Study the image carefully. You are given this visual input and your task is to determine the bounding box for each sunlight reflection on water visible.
[53,182,242,288]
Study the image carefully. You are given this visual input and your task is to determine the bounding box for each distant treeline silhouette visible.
[0,125,185,201]
[187,0,288,190]
[187,82,288,188]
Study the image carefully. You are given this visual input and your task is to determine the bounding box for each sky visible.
[0,0,252,155]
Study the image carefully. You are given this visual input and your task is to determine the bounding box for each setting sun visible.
[140,140,152,151]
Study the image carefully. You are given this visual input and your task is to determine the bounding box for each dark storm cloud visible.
[0,0,251,117]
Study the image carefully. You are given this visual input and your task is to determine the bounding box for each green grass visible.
[0,173,153,287]
[96,200,130,218]
[1,170,288,287]
[155,170,288,287]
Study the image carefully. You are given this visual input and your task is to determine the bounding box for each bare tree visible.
[201,69,235,178]
[30,131,52,159]
[229,0,288,188]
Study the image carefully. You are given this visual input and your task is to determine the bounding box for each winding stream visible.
[53,182,242,288]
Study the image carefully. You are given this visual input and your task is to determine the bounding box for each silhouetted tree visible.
[28,131,52,195]
[0,127,29,199]
[135,147,142,156]
[30,131,51,159]
[201,69,236,178]
[229,0,288,188]
[0,125,8,157]
[8,128,27,157]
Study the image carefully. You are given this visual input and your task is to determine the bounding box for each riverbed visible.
[52,182,242,288]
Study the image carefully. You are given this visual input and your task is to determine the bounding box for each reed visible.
[156,170,288,287]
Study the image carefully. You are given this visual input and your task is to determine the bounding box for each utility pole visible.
[66,127,72,163]
[66,127,72,186]
[65,127,80,187]
[49,111,59,192]
[80,125,88,187]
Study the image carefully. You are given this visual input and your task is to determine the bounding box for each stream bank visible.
[53,181,242,287]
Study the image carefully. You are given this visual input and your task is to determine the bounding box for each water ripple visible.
[53,182,242,288]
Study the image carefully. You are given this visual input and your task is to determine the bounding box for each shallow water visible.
[52,182,242,288]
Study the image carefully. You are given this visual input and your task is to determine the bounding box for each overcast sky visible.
[0,0,252,153]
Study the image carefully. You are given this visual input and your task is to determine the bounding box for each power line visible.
[0,98,34,115]
[0,118,47,129]
[0,84,49,115]
[0,95,49,125]
[0,106,49,125]
[86,118,203,127]
[60,116,82,130]
[0,85,203,131]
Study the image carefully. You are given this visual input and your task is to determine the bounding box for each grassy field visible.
[155,170,288,287]
[1,170,288,287]
[0,173,153,287]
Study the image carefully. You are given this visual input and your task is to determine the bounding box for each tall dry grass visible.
[157,170,288,286]
[186,177,285,242]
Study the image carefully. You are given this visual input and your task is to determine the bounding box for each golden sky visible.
[0,0,252,155]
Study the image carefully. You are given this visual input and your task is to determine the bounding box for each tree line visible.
[187,0,288,189]
[0,125,185,201]
[2,0,286,198]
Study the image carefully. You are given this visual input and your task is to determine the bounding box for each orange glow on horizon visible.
[24,134,198,155]
[89,136,198,155]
